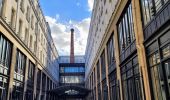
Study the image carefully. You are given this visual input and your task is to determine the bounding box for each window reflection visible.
[12,80,24,100]
[149,52,160,66]
[60,67,85,73]
[141,0,169,25]
[60,76,84,84]
[121,56,143,100]
[162,45,170,59]
[164,60,170,96]
[150,65,166,100]
[0,75,8,100]
[107,34,115,70]
[118,3,135,54]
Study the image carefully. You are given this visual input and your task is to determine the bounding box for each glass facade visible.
[60,76,84,84]
[59,63,85,87]
[12,50,26,100]
[0,33,12,100]
[102,79,108,100]
[36,69,41,100]
[60,67,85,73]
[42,73,46,91]
[101,50,106,79]
[107,33,115,72]
[146,31,170,100]
[109,71,120,100]
[12,80,24,100]
[121,56,144,100]
[14,50,26,82]
[0,34,12,75]
[118,3,135,54]
[98,84,101,100]
[140,0,169,25]
[117,2,145,100]
[25,61,35,100]
[0,75,8,100]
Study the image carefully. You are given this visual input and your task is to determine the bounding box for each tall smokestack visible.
[70,28,74,63]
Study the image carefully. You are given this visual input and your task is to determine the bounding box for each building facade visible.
[0,0,59,100]
[59,56,85,87]
[85,0,170,100]
[57,56,87,99]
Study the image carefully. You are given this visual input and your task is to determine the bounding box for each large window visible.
[25,61,35,100]
[97,61,100,83]
[42,73,46,91]
[101,50,106,79]
[36,69,41,100]
[60,76,84,84]
[60,67,85,73]
[121,56,144,100]
[0,34,12,75]
[36,69,41,90]
[14,50,26,82]
[140,0,169,25]
[28,61,35,84]
[98,84,101,100]
[107,34,116,72]
[12,80,24,100]
[102,79,108,100]
[146,31,170,100]
[118,3,135,54]
[109,71,120,100]
[12,50,26,100]
[0,33,12,100]
[0,75,8,100]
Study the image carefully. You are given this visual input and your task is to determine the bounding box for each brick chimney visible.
[70,28,74,63]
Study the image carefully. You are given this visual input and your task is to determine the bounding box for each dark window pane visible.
[140,0,169,25]
[14,50,26,82]
[118,3,135,54]
[0,34,12,76]
[101,50,106,79]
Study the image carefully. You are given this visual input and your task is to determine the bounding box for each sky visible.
[39,0,94,55]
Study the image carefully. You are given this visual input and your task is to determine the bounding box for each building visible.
[85,0,170,100]
[49,29,88,100]
[0,0,59,100]
[59,56,85,87]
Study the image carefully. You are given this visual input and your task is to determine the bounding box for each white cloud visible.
[45,16,90,55]
[88,0,94,11]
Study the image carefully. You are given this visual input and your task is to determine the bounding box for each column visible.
[23,58,29,100]
[105,46,111,100]
[114,26,123,100]
[7,45,17,100]
[132,0,151,100]
[33,64,38,100]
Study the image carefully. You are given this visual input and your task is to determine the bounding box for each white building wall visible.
[2,0,59,82]
[85,0,119,79]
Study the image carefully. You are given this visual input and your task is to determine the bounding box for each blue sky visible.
[40,0,91,22]
[39,0,94,55]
